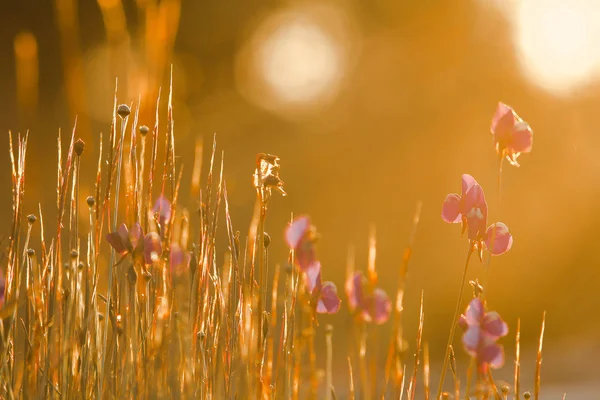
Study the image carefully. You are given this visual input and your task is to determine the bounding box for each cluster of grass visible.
[0,76,550,400]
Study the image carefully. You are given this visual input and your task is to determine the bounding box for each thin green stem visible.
[436,246,474,399]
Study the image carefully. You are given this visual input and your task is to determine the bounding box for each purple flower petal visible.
[130,222,143,251]
[465,298,484,325]
[461,174,478,199]
[491,102,515,144]
[511,121,533,153]
[305,261,322,293]
[296,241,317,272]
[442,193,462,223]
[463,184,488,240]
[316,282,341,314]
[346,272,365,312]
[143,232,162,264]
[106,223,130,254]
[462,325,481,356]
[170,243,190,276]
[484,223,513,255]
[479,341,505,369]
[370,288,391,324]
[153,195,172,225]
[285,216,310,249]
[482,311,509,339]
[458,314,468,331]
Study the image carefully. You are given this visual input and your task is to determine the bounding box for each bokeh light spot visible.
[259,17,340,104]
[513,0,600,94]
[235,4,359,118]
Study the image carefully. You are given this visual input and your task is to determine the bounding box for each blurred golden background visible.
[1,0,600,394]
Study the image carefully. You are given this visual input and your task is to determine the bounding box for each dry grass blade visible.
[423,341,430,400]
[408,290,424,400]
[383,201,422,397]
[514,318,521,399]
[534,312,546,400]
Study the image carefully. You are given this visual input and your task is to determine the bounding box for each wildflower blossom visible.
[491,102,533,167]
[106,222,162,265]
[345,271,391,324]
[442,174,513,259]
[170,242,191,277]
[459,297,508,370]
[285,215,317,271]
[153,195,172,234]
[305,261,341,314]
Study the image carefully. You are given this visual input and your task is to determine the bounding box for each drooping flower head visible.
[345,271,391,324]
[491,102,533,167]
[304,261,341,314]
[285,215,318,272]
[442,174,513,260]
[106,222,163,265]
[459,298,508,372]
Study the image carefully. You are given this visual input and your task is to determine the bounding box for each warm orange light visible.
[235,4,359,118]
[512,0,600,94]
[14,31,39,114]
[259,15,341,104]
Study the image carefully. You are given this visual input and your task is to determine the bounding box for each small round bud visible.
[116,314,123,335]
[26,248,35,257]
[501,385,510,395]
[70,250,78,259]
[263,232,271,248]
[27,214,37,224]
[524,392,531,400]
[324,324,333,335]
[198,331,205,340]
[86,196,95,207]
[78,262,85,270]
[74,138,85,156]
[98,313,104,322]
[441,393,450,400]
[117,104,131,118]
[139,125,149,136]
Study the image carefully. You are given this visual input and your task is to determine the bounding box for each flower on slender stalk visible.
[442,174,513,260]
[170,242,190,277]
[459,297,508,371]
[305,261,341,314]
[285,215,318,271]
[345,271,391,324]
[491,102,533,167]
[153,195,172,234]
[106,222,162,265]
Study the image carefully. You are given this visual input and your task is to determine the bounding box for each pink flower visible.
[285,216,317,272]
[170,242,191,277]
[304,261,341,314]
[459,298,508,371]
[442,174,513,258]
[106,222,163,265]
[153,195,172,235]
[345,271,391,324]
[491,102,533,167]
